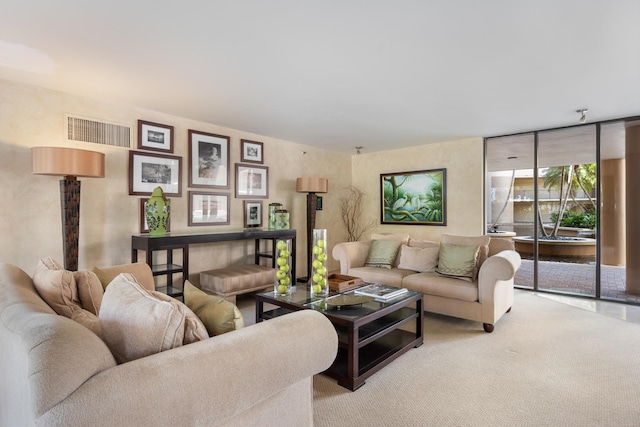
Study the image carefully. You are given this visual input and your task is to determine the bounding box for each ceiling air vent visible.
[65,114,132,148]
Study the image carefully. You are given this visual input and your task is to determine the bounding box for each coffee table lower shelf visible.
[326,328,422,390]
[256,289,424,391]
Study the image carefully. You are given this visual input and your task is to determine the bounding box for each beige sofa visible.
[332,234,521,332]
[0,262,338,426]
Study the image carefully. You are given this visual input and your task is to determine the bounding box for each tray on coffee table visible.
[328,273,364,293]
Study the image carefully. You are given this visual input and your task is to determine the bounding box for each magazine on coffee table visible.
[354,284,408,301]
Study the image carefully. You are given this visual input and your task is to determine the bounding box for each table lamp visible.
[296,177,328,282]
[31,147,105,271]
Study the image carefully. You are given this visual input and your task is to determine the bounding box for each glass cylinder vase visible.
[310,229,329,298]
[274,239,293,295]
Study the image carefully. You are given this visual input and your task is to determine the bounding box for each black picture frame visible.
[137,120,174,153]
[380,168,446,225]
[240,139,264,164]
[188,130,230,189]
[188,191,230,226]
[129,151,182,196]
[235,164,269,199]
[244,200,263,228]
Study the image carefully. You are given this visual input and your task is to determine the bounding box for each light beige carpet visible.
[239,291,640,426]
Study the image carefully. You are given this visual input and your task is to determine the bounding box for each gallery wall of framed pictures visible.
[130,119,268,231]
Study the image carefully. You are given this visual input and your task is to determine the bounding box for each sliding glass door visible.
[536,126,597,296]
[485,117,638,303]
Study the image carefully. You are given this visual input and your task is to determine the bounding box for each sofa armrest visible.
[332,241,371,274]
[39,309,338,426]
[477,250,521,303]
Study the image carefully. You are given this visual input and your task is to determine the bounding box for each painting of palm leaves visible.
[381,168,446,225]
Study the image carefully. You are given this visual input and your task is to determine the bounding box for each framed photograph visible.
[140,198,171,233]
[244,200,263,228]
[381,168,446,225]
[188,191,230,226]
[188,130,230,188]
[137,120,174,152]
[240,139,264,164]
[129,151,182,196]
[235,164,269,199]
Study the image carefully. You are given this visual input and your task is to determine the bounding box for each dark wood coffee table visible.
[255,286,423,391]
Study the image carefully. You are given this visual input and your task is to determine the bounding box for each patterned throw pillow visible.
[364,240,402,269]
[435,243,480,282]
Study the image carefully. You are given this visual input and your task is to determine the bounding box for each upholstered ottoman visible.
[200,264,276,303]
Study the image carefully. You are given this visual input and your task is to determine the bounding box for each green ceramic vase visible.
[146,186,170,236]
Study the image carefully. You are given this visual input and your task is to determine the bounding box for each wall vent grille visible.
[66,114,132,148]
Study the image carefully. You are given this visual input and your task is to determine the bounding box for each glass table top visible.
[258,285,420,321]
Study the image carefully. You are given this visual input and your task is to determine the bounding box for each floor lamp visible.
[296,177,328,282]
[31,147,105,271]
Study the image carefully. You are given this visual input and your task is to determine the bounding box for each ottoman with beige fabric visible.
[200,264,276,303]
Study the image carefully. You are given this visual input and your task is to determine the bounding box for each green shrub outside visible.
[549,209,596,229]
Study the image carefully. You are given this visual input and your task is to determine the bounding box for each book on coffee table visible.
[354,284,408,301]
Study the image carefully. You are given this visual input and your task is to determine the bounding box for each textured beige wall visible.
[1,79,486,287]
[0,79,351,283]
[351,138,485,241]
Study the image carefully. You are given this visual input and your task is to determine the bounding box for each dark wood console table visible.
[131,229,297,298]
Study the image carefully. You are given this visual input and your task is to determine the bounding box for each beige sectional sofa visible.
[0,261,338,426]
[332,234,521,332]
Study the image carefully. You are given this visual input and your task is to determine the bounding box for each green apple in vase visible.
[275,240,291,295]
[311,238,327,294]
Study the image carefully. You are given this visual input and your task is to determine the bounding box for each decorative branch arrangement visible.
[340,186,376,242]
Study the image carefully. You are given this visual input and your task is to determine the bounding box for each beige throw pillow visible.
[99,273,208,364]
[32,257,81,317]
[435,243,480,282]
[74,270,104,315]
[184,280,244,336]
[398,244,440,272]
[364,240,402,269]
[71,308,102,336]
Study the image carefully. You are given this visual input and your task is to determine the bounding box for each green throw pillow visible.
[435,243,480,282]
[184,280,244,336]
[364,240,402,269]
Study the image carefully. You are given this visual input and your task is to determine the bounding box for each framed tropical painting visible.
[380,168,446,225]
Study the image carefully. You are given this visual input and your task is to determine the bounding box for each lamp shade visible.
[296,177,328,193]
[31,147,105,178]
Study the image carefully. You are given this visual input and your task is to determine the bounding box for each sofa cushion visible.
[397,244,439,273]
[74,270,104,315]
[92,263,155,292]
[32,257,81,317]
[365,239,402,269]
[408,238,440,249]
[184,280,244,336]
[403,272,479,302]
[99,273,208,364]
[348,266,414,288]
[435,243,480,282]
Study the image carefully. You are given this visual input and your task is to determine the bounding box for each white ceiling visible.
[1,1,639,154]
